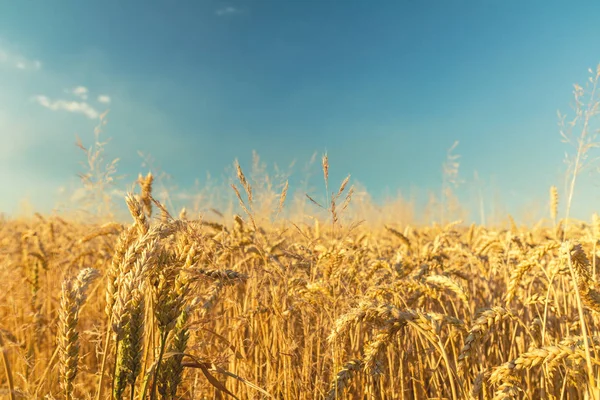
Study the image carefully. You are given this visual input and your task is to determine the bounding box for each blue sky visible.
[1,1,600,222]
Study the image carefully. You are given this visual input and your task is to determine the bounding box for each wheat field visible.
[3,157,600,400]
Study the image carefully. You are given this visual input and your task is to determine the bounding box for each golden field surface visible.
[2,167,600,400]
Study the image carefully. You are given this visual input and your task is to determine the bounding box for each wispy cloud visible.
[216,6,241,16]
[33,86,110,118]
[65,87,111,104]
[98,94,111,104]
[0,46,42,71]
[32,95,100,119]
[71,86,89,100]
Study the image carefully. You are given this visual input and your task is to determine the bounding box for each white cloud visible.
[32,95,100,119]
[64,87,111,104]
[216,6,241,16]
[71,86,89,100]
[0,46,42,71]
[98,94,111,104]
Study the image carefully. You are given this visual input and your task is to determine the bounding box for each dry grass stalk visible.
[138,172,154,218]
[550,186,558,225]
[58,268,99,400]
